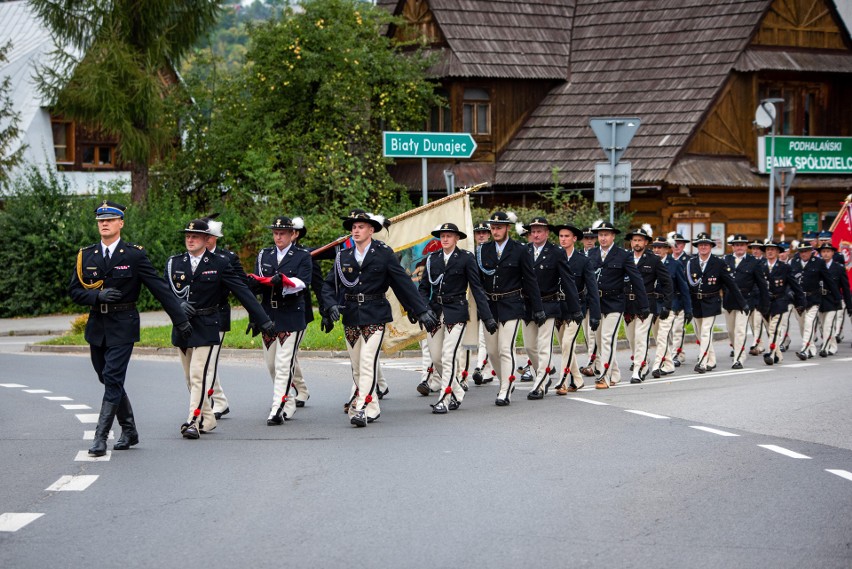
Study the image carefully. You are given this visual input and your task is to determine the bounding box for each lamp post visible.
[757,97,784,240]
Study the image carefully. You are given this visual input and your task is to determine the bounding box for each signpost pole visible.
[768,119,777,240]
[609,120,617,224]
[421,158,428,206]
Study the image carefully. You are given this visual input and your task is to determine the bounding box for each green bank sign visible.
[758,136,852,174]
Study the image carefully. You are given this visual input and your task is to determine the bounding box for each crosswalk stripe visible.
[46,475,99,492]
[0,513,44,532]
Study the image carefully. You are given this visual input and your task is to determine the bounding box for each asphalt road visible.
[1,344,851,569]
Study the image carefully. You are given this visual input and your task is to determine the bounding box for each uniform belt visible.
[541,291,564,302]
[769,292,786,300]
[96,302,136,314]
[434,294,466,305]
[194,306,219,316]
[625,293,637,301]
[344,293,385,304]
[599,289,621,298]
[693,291,720,300]
[270,291,304,309]
[652,292,664,299]
[805,290,820,297]
[486,289,523,301]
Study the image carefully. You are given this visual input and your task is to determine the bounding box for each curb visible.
[1,329,66,337]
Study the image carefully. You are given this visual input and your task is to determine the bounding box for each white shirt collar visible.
[101,240,118,257]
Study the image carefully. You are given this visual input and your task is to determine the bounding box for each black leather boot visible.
[89,401,119,457]
[113,395,139,450]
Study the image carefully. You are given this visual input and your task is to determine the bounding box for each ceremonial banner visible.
[829,194,852,292]
[381,189,478,353]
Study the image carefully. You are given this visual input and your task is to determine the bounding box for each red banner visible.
[830,196,852,291]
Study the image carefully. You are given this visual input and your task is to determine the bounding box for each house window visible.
[759,82,826,136]
[462,88,490,135]
[51,120,75,163]
[428,89,452,132]
[81,145,115,168]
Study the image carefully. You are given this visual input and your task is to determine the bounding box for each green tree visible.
[29,0,221,203]
[0,41,24,189]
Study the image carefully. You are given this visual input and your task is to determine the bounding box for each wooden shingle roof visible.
[496,0,771,186]
[379,0,574,79]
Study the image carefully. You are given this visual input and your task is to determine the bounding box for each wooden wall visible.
[752,0,848,50]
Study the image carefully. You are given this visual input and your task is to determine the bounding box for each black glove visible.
[590,318,600,331]
[571,311,584,325]
[742,302,751,314]
[684,312,693,325]
[484,318,498,335]
[259,320,276,337]
[418,310,438,332]
[659,308,671,321]
[320,315,334,334]
[533,310,547,327]
[176,321,193,339]
[638,309,650,321]
[245,321,259,337]
[97,288,122,303]
[180,301,197,318]
[270,273,283,287]
[407,313,418,324]
[328,305,340,322]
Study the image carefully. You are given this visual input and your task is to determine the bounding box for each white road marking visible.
[75,414,100,424]
[690,426,739,437]
[568,397,609,406]
[23,389,51,394]
[834,357,852,362]
[759,445,811,459]
[83,430,114,440]
[826,469,852,482]
[74,450,111,462]
[61,404,91,410]
[783,363,819,368]
[45,396,73,401]
[0,513,44,532]
[46,475,99,492]
[631,368,771,386]
[625,409,669,419]
[0,383,27,388]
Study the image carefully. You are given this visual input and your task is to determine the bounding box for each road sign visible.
[773,166,796,191]
[594,162,632,203]
[382,131,477,159]
[589,117,641,163]
[802,212,819,233]
[776,195,794,223]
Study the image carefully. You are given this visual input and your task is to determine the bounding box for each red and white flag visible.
[830,194,852,292]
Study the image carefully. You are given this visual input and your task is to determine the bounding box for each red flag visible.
[830,196,852,292]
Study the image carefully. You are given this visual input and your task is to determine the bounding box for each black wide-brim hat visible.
[95,200,126,220]
[341,209,385,232]
[693,232,716,247]
[268,216,297,231]
[431,222,467,240]
[625,227,653,241]
[488,211,516,225]
[651,236,671,248]
[729,234,750,244]
[555,223,584,239]
[818,242,838,252]
[181,218,212,235]
[671,233,690,243]
[760,239,783,250]
[522,216,554,233]
[473,221,491,232]
[591,221,620,234]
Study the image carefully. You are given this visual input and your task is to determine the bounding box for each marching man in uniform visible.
[522,217,582,399]
[70,201,192,457]
[418,222,497,413]
[470,221,495,386]
[790,241,838,359]
[477,211,543,406]
[686,233,748,374]
[760,239,804,365]
[817,242,852,357]
[321,209,436,427]
[649,235,691,378]
[248,216,314,425]
[723,234,769,369]
[166,219,273,439]
[669,233,692,367]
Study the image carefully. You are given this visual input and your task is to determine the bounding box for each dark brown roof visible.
[734,48,852,73]
[387,161,495,191]
[496,0,771,186]
[379,0,574,79]
[667,156,852,190]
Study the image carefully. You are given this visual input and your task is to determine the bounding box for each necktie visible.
[601,249,607,262]
[700,261,706,272]
[191,257,199,273]
[734,257,741,268]
[497,247,502,260]
[534,248,540,261]
[104,248,110,265]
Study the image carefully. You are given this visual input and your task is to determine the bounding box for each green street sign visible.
[802,212,819,233]
[382,131,477,159]
[758,136,852,174]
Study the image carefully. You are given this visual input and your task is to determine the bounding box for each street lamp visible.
[756,97,784,239]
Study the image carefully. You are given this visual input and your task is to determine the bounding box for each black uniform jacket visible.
[587,245,648,315]
[525,241,581,320]
[565,248,601,322]
[418,248,493,325]
[296,243,332,324]
[253,245,313,332]
[687,255,747,318]
[210,246,248,333]
[819,260,852,312]
[69,239,186,347]
[762,260,804,316]
[790,254,839,308]
[722,254,770,313]
[625,250,672,316]
[673,252,691,269]
[166,249,268,348]
[664,254,692,314]
[321,239,428,327]
[477,238,543,323]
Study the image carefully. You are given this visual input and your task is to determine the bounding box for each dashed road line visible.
[826,469,852,482]
[625,409,669,419]
[834,357,852,362]
[690,426,739,437]
[568,397,609,406]
[783,363,819,368]
[0,383,27,388]
[83,430,114,440]
[46,475,99,492]
[75,413,100,423]
[45,396,73,401]
[61,404,91,410]
[74,450,111,462]
[759,444,811,459]
[0,513,44,532]
[23,389,51,394]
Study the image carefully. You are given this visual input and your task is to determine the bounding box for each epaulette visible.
[124,242,144,250]
[80,243,97,251]
[375,240,388,249]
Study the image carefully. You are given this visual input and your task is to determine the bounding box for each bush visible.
[70,313,88,334]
